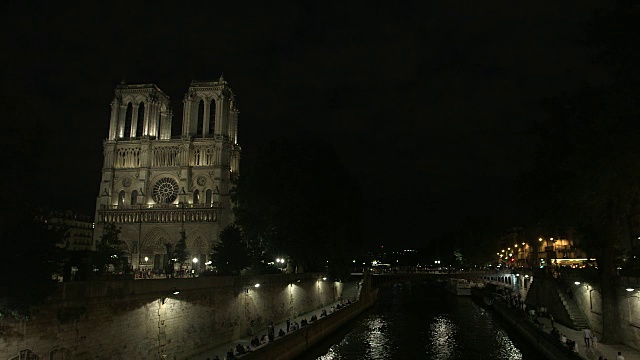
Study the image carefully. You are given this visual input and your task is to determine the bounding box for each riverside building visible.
[93,76,240,271]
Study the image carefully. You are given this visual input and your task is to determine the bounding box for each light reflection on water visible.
[311,282,537,360]
[316,317,391,360]
[365,317,389,358]
[427,315,457,359]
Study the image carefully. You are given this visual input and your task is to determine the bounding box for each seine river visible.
[301,281,541,360]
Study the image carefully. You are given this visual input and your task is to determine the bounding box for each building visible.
[43,210,95,252]
[94,76,240,271]
[497,226,589,269]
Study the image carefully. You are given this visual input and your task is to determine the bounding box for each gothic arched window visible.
[118,190,126,207]
[205,189,212,205]
[131,190,138,205]
[136,102,145,137]
[196,100,204,136]
[124,102,133,138]
[193,189,199,204]
[209,99,216,135]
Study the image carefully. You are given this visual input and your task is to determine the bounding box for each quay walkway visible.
[488,292,640,360]
[537,316,640,360]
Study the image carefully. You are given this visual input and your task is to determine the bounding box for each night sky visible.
[3,1,611,249]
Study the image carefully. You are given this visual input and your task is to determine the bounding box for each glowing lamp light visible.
[254,283,260,288]
[626,288,635,292]
[144,256,149,262]
[574,281,581,285]
[322,277,327,280]
[192,257,198,263]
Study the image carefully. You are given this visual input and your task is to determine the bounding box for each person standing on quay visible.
[616,351,624,360]
[286,318,291,333]
[583,328,593,349]
[268,322,275,342]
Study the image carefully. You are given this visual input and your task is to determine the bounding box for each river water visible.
[301,281,541,360]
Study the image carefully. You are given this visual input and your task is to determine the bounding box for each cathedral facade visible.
[94,77,240,271]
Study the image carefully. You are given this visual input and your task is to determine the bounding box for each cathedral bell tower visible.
[94,77,240,272]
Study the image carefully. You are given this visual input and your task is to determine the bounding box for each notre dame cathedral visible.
[94,76,240,271]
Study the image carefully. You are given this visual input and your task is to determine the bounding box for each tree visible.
[163,242,174,278]
[94,223,125,276]
[232,138,363,275]
[210,225,251,275]
[0,80,59,318]
[519,2,640,343]
[0,208,62,319]
[174,230,189,273]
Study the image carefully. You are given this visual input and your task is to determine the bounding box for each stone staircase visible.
[557,289,589,330]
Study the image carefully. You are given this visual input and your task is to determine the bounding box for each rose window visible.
[122,178,132,187]
[152,177,179,204]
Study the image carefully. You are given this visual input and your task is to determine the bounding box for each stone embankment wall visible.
[524,274,575,327]
[241,288,379,360]
[527,273,640,352]
[563,274,640,351]
[489,298,574,360]
[0,273,344,360]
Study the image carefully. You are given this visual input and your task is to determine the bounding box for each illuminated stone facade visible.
[94,77,240,270]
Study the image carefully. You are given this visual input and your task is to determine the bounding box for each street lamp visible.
[191,257,198,275]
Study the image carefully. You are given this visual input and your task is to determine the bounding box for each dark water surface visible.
[302,282,542,360]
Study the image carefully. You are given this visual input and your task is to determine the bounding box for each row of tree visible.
[515,2,640,343]
[210,138,364,281]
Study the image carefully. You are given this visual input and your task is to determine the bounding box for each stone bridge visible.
[369,270,499,287]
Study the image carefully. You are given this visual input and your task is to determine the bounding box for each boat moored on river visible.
[445,278,471,296]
